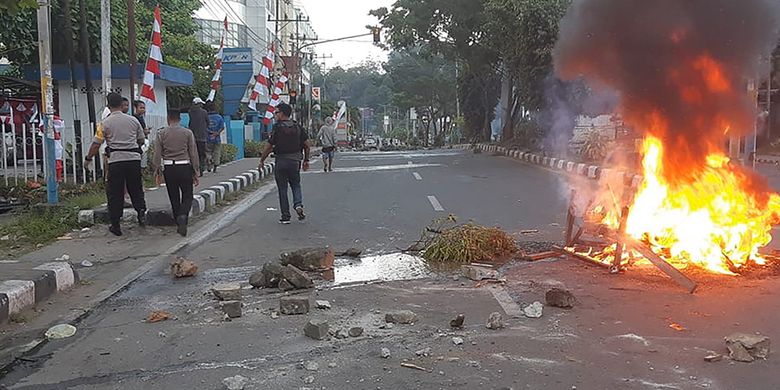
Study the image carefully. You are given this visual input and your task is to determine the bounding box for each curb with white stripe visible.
[0,262,78,324]
[457,143,643,189]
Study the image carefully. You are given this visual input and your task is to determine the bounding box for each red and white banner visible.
[263,72,289,125]
[207,17,229,102]
[140,6,163,102]
[248,45,276,110]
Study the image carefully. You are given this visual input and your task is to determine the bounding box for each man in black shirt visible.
[259,103,310,224]
[188,97,209,177]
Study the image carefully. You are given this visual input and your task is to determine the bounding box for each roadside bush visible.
[221,144,238,164]
[244,140,268,158]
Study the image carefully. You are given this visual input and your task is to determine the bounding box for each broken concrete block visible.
[385,310,417,324]
[280,296,310,315]
[460,265,498,281]
[725,333,770,362]
[278,279,295,291]
[380,347,391,358]
[450,314,465,329]
[171,257,198,278]
[304,319,329,340]
[486,312,505,330]
[221,301,242,318]
[281,265,314,289]
[249,263,286,288]
[315,300,331,309]
[280,247,335,271]
[523,302,543,318]
[340,248,362,258]
[211,283,242,301]
[348,327,364,337]
[545,288,577,308]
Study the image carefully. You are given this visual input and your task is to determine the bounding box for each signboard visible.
[311,87,321,102]
[223,50,253,63]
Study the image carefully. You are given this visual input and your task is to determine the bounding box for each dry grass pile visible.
[410,215,519,264]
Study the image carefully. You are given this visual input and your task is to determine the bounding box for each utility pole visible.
[127,0,138,107]
[101,0,111,96]
[36,0,58,203]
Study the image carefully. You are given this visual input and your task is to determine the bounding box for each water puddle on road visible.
[324,253,432,285]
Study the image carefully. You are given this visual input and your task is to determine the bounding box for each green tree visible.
[0,0,36,13]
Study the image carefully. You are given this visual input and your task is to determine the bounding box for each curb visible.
[78,161,277,227]
[756,155,780,164]
[458,144,643,188]
[0,262,78,324]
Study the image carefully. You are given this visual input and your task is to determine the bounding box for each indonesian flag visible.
[207,17,229,102]
[248,45,275,110]
[263,72,289,125]
[140,6,163,102]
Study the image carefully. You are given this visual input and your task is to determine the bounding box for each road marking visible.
[305,163,440,174]
[427,195,445,211]
[407,161,413,165]
[413,172,422,181]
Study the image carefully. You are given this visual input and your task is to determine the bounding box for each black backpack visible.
[272,120,305,154]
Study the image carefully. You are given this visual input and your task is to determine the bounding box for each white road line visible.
[427,195,445,211]
[407,161,413,165]
[304,163,441,174]
[413,172,422,181]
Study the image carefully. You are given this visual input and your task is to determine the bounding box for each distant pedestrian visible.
[84,92,147,236]
[153,108,200,236]
[205,101,225,173]
[259,103,310,224]
[317,117,337,172]
[188,97,209,177]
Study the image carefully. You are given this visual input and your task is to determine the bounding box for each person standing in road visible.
[188,97,209,177]
[133,100,152,172]
[317,117,337,172]
[259,103,310,224]
[84,92,147,236]
[205,101,225,173]
[153,108,200,237]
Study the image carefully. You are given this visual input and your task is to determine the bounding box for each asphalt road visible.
[2,149,778,389]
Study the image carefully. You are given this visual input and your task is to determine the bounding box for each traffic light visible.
[289,90,298,105]
[372,27,381,44]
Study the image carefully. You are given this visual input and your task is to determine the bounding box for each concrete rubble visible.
[380,347,391,358]
[524,302,544,318]
[281,265,315,289]
[249,262,314,291]
[452,337,464,345]
[222,375,248,390]
[220,301,242,318]
[450,314,465,329]
[486,312,505,329]
[249,263,285,288]
[461,265,498,281]
[546,288,577,308]
[304,319,329,340]
[385,310,418,324]
[281,247,335,271]
[725,333,770,363]
[339,248,363,258]
[211,283,242,301]
[348,327,364,337]
[171,257,198,278]
[315,300,332,309]
[280,296,310,315]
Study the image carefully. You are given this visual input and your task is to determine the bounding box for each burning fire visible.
[600,135,780,274]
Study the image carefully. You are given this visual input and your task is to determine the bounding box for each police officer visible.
[84,92,147,236]
[153,108,201,236]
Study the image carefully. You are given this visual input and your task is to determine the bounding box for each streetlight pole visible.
[36,0,58,203]
[101,0,111,96]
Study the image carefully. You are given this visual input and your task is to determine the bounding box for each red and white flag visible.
[140,6,163,102]
[248,45,276,110]
[207,17,229,102]
[263,72,289,125]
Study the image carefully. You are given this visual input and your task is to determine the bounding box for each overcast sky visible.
[298,0,393,69]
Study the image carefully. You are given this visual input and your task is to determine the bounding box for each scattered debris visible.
[331,329,348,339]
[146,310,172,323]
[328,362,337,368]
[158,331,167,338]
[450,314,465,329]
[278,279,295,291]
[266,207,277,211]
[461,265,499,281]
[339,248,363,258]
[381,347,391,358]
[282,265,315,289]
[55,254,71,261]
[668,322,687,331]
[211,283,242,301]
[704,352,724,362]
[302,375,315,384]
[222,375,249,390]
[401,362,432,372]
[80,260,93,267]
[44,324,77,339]
[270,311,280,319]
[385,310,417,324]
[249,263,285,288]
[725,333,770,362]
[523,251,559,261]
[280,296,310,315]
[545,288,577,309]
[452,337,464,345]
[304,361,319,371]
[171,257,198,278]
[415,347,432,357]
[280,247,335,271]
[348,327,364,337]
[221,301,242,318]
[315,300,331,310]
[304,319,329,340]
[520,229,539,235]
[486,312,505,330]
[523,302,544,318]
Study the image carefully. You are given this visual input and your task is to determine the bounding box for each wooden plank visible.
[624,237,698,294]
[553,245,610,269]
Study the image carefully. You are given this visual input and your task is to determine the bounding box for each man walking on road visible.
[85,92,147,236]
[153,108,200,237]
[188,97,209,177]
[259,103,310,224]
[205,101,225,173]
[318,117,337,172]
